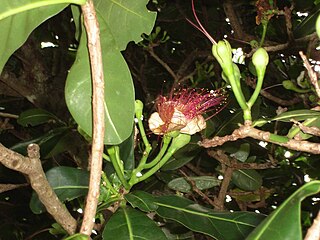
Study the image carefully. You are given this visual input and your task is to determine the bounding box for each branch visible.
[0,144,77,235]
[299,51,320,99]
[200,123,320,155]
[80,0,105,236]
[146,46,178,81]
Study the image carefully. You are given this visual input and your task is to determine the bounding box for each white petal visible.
[148,112,164,135]
[180,115,206,135]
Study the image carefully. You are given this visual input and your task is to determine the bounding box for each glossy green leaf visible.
[125,190,158,212]
[94,0,157,50]
[247,181,320,240]
[154,195,265,240]
[119,129,135,171]
[287,116,320,139]
[17,108,60,127]
[65,1,156,145]
[10,127,70,157]
[102,207,167,240]
[230,143,250,162]
[232,169,262,191]
[0,0,85,74]
[167,176,220,193]
[30,166,89,214]
[293,4,320,38]
[253,110,320,127]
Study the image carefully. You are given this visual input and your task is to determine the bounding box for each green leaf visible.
[10,127,70,157]
[102,207,167,240]
[154,195,265,240]
[95,0,157,50]
[230,143,250,162]
[30,166,89,214]
[17,109,60,127]
[253,110,320,127]
[232,169,262,191]
[247,181,320,240]
[0,0,84,74]
[287,116,320,139]
[125,190,158,212]
[293,4,320,38]
[66,1,156,145]
[167,176,220,193]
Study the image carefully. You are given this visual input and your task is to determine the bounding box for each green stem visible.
[133,146,177,185]
[0,0,87,21]
[107,146,130,190]
[129,135,172,186]
[247,72,264,108]
[144,135,172,169]
[101,171,118,196]
[260,21,268,47]
[228,73,251,121]
[269,133,289,143]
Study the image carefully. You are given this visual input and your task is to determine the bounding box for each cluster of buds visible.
[148,88,227,135]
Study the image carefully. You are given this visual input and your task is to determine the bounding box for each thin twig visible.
[179,170,217,208]
[80,0,105,236]
[299,51,320,99]
[146,46,178,81]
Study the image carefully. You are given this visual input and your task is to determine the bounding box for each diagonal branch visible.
[0,144,77,235]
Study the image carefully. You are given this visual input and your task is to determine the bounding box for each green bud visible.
[317,14,320,39]
[170,133,191,151]
[282,80,310,93]
[252,48,269,75]
[212,40,234,75]
[135,100,144,118]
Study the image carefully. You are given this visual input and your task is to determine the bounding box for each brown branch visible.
[80,0,105,236]
[179,170,217,208]
[200,123,320,155]
[304,211,320,240]
[0,183,29,193]
[0,144,77,235]
[299,51,320,99]
[146,46,178,81]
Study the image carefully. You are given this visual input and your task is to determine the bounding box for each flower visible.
[148,88,227,135]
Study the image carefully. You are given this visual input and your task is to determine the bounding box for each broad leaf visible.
[232,169,263,191]
[253,110,320,127]
[102,207,167,240]
[247,181,320,240]
[125,190,158,212]
[230,143,250,162]
[17,108,60,127]
[155,195,265,240]
[65,0,156,144]
[0,0,85,74]
[167,176,220,193]
[30,166,89,214]
[10,127,70,157]
[94,0,157,50]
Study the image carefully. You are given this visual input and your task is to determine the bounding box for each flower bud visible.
[170,133,191,150]
[135,100,144,118]
[212,40,233,75]
[252,48,269,75]
[317,14,320,39]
